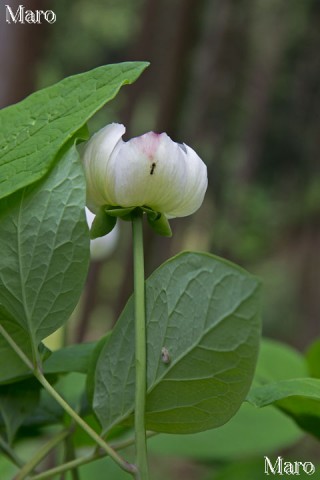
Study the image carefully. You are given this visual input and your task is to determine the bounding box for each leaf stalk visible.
[0,324,137,478]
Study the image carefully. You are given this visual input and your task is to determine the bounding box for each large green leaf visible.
[248,378,320,439]
[92,252,261,434]
[0,62,148,200]
[0,144,89,370]
[149,402,302,460]
[149,340,304,460]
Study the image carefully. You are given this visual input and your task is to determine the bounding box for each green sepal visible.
[141,206,159,221]
[147,211,172,237]
[90,208,117,239]
[103,205,172,236]
[104,206,136,221]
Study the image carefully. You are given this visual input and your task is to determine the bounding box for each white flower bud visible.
[82,123,207,218]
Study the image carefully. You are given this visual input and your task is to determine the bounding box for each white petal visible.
[82,123,125,209]
[85,207,95,228]
[109,132,188,212]
[90,226,119,260]
[166,144,208,217]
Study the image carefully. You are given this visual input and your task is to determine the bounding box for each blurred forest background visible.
[0,0,319,478]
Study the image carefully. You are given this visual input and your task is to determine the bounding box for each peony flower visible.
[82,123,207,219]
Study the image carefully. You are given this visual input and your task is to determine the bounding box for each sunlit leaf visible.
[0,62,149,200]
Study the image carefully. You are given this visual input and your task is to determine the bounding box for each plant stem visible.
[29,432,157,480]
[29,452,100,480]
[0,436,25,469]
[62,435,80,480]
[132,212,149,480]
[15,429,70,480]
[33,371,136,476]
[0,324,137,478]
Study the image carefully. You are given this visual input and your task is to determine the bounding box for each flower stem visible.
[132,212,149,480]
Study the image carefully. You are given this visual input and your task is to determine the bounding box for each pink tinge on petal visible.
[133,132,163,161]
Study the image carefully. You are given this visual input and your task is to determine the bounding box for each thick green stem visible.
[132,213,149,480]
[0,324,137,478]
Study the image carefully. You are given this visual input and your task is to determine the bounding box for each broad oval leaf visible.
[0,62,149,200]
[0,144,89,368]
[149,403,302,460]
[248,378,320,439]
[92,252,261,434]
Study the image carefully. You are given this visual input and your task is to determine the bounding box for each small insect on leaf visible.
[150,162,156,175]
[161,347,170,364]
